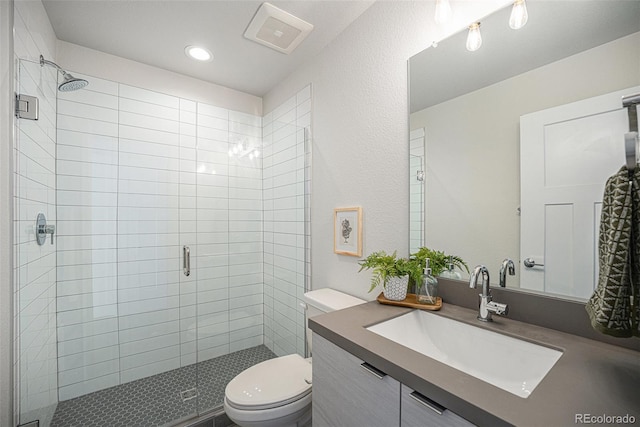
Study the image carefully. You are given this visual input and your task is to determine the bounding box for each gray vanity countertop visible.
[308,301,640,427]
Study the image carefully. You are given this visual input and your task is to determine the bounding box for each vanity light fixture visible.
[466,22,482,52]
[185,45,213,62]
[509,0,529,30]
[434,0,452,24]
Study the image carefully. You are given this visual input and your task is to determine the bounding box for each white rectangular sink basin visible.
[366,310,562,398]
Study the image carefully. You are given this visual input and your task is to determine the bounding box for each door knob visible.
[523,257,544,268]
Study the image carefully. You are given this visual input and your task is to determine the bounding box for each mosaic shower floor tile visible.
[50,345,276,427]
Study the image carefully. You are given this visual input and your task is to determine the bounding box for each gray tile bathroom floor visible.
[50,345,276,427]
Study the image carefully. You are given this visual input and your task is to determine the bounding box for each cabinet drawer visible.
[401,384,475,427]
[313,333,401,427]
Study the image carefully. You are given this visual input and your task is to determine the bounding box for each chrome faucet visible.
[499,258,515,287]
[469,265,509,322]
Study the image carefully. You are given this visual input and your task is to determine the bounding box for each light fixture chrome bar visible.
[623,93,640,133]
[622,93,640,107]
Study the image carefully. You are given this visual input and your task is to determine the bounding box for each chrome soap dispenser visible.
[417,258,439,305]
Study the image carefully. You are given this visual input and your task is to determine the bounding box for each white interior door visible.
[520,86,640,299]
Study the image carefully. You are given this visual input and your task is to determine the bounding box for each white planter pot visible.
[382,275,409,301]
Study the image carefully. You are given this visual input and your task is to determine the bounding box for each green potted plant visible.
[358,251,422,301]
[411,247,468,277]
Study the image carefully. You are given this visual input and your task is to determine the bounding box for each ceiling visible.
[42,0,374,97]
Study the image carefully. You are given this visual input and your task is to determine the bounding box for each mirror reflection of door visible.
[520,86,640,299]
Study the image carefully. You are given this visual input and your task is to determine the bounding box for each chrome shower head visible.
[40,54,89,92]
[58,72,89,92]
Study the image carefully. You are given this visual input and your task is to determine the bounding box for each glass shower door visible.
[115,86,199,424]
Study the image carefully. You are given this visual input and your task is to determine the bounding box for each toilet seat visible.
[225,354,312,411]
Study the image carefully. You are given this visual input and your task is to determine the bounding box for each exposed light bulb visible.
[509,0,528,30]
[253,150,260,157]
[434,0,452,24]
[466,22,482,52]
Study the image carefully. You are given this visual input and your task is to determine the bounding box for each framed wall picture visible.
[334,207,362,256]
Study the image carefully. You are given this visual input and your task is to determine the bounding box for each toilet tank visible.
[303,288,365,354]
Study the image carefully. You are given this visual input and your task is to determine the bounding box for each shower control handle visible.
[183,246,191,277]
[36,213,55,245]
[45,225,55,245]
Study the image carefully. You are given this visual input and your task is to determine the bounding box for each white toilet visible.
[223,288,365,427]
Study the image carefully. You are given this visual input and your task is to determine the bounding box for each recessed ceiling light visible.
[185,45,213,62]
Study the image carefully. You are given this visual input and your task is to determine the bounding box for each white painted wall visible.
[263,0,508,301]
[56,41,262,117]
[410,31,640,285]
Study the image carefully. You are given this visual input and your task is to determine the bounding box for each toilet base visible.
[223,395,311,427]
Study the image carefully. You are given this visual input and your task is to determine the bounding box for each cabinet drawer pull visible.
[360,362,387,379]
[409,391,446,415]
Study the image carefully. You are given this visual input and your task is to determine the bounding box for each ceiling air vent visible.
[244,2,314,54]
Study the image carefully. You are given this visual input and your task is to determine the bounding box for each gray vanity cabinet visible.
[312,332,476,427]
[401,385,474,427]
[312,333,401,427]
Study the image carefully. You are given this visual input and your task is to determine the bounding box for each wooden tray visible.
[377,293,442,311]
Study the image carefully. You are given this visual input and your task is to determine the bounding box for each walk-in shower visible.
[14,55,312,427]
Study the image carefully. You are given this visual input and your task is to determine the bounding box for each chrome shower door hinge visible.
[15,93,39,120]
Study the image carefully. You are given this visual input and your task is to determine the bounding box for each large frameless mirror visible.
[408,0,640,300]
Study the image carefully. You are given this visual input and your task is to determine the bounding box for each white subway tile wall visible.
[263,85,312,357]
[56,76,120,400]
[14,0,59,424]
[118,84,185,386]
[409,128,425,254]
[55,76,267,400]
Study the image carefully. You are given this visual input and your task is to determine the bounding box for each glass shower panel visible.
[262,85,311,358]
[194,103,266,413]
[15,58,59,427]
[55,73,120,405]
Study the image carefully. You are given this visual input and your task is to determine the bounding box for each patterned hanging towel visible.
[586,167,640,337]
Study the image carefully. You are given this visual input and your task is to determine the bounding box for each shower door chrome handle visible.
[183,246,191,277]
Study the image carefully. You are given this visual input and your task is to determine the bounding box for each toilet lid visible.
[225,354,312,411]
